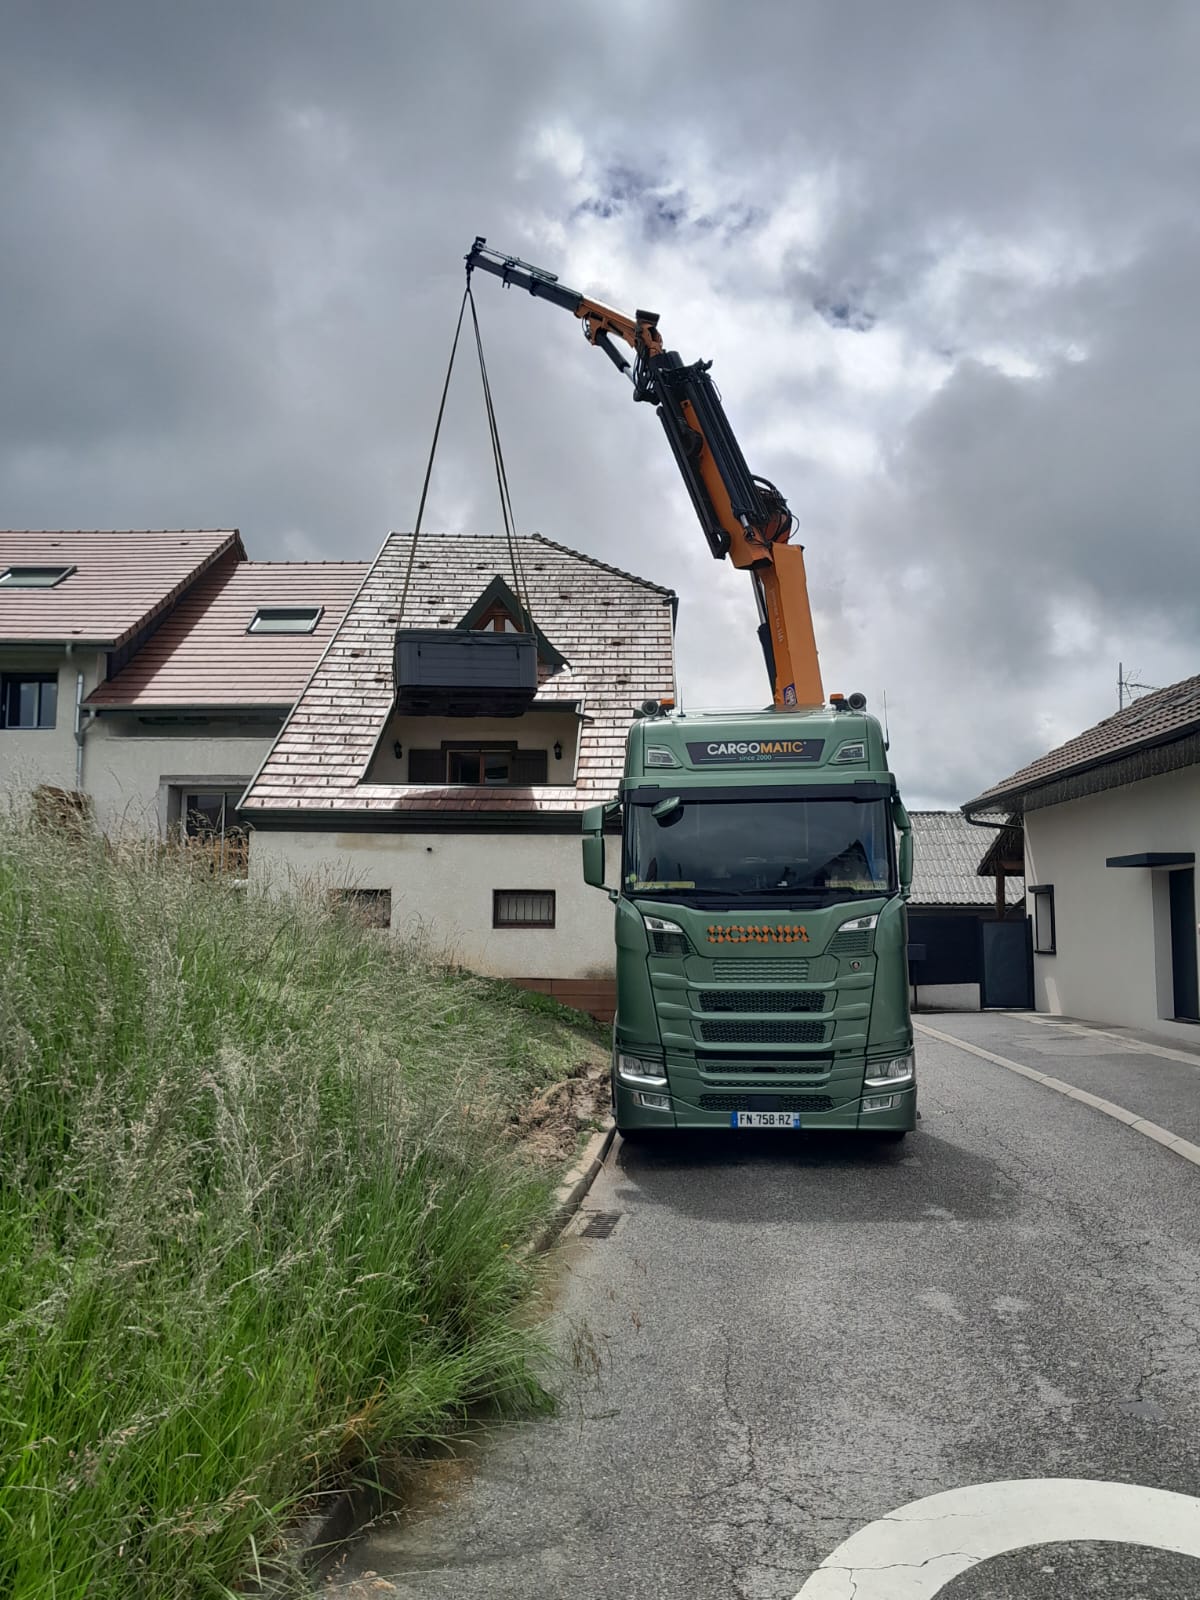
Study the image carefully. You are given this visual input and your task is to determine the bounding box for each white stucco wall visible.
[363,709,580,784]
[1024,764,1200,1043]
[913,983,981,1011]
[83,717,281,834]
[248,828,619,980]
[0,648,105,798]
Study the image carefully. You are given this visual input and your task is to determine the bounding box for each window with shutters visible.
[493,890,556,928]
[406,743,549,785]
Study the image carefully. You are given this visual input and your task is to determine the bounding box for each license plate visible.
[731,1111,801,1129]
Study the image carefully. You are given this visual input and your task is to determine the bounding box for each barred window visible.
[493,890,555,929]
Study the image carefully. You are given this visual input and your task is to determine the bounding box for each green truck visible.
[467,239,916,1137]
[583,704,915,1139]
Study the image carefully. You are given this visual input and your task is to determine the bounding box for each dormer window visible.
[0,566,75,588]
[248,606,323,634]
[473,602,523,634]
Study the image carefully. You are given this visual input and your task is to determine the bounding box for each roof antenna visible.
[882,689,890,751]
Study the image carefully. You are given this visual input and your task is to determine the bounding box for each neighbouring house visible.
[906,810,1025,1011]
[963,673,1200,1041]
[240,531,677,1019]
[0,530,366,853]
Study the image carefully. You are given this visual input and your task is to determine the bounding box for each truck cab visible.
[584,705,916,1138]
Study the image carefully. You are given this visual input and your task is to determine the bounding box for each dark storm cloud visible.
[3,0,1199,803]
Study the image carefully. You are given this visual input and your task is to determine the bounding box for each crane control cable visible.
[397,276,541,639]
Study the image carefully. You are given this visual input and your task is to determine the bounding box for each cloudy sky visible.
[4,1,1198,805]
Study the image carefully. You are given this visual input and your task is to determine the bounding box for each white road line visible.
[792,1477,1200,1598]
[914,1020,1200,1169]
[1014,1008,1200,1068]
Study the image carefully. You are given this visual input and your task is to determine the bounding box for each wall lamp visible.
[393,740,403,760]
[553,740,563,760]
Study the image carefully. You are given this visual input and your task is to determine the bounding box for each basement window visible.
[1031,885,1056,955]
[248,606,324,634]
[494,890,556,929]
[0,565,75,588]
[330,888,392,929]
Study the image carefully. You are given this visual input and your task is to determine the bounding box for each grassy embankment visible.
[0,816,606,1598]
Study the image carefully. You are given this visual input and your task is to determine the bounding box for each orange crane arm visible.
[465,237,823,710]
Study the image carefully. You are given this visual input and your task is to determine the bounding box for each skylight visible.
[247,606,323,634]
[0,566,75,588]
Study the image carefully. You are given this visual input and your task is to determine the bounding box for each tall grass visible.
[0,815,599,1598]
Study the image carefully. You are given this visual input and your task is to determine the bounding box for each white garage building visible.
[963,675,1200,1044]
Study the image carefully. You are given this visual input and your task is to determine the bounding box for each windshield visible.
[624,797,894,904]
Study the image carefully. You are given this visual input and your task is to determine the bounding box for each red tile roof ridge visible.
[965,669,1200,812]
[0,537,241,544]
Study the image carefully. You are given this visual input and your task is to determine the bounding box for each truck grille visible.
[649,930,689,956]
[699,1020,827,1044]
[700,1094,833,1113]
[700,1060,829,1079]
[698,988,825,1014]
[829,929,871,956]
[711,957,810,980]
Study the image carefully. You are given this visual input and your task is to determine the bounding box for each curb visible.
[915,1020,1200,1169]
[533,1115,617,1254]
[273,1117,617,1587]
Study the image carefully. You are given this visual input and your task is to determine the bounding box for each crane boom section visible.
[465,237,824,709]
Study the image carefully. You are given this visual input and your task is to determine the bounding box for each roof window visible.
[248,606,324,634]
[0,566,75,588]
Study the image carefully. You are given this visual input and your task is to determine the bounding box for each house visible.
[240,531,677,1018]
[963,673,1200,1041]
[0,530,366,847]
[906,810,1025,1010]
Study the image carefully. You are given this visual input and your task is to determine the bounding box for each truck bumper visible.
[614,1077,917,1135]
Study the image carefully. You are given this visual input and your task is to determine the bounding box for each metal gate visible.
[979,918,1033,1009]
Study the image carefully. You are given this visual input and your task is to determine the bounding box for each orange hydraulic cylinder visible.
[758,542,824,710]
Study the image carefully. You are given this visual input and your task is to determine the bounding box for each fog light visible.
[636,1091,670,1110]
[861,1094,896,1112]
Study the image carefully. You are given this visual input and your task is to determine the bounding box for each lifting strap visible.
[397,280,537,638]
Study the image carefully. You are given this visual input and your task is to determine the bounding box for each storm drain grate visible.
[579,1211,621,1239]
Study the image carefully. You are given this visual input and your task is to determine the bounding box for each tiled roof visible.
[908,811,1024,908]
[86,557,369,708]
[964,672,1200,813]
[0,530,239,646]
[241,531,676,818]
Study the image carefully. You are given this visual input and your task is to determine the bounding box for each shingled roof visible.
[240,531,676,821]
[964,672,1200,815]
[908,811,1024,908]
[86,556,369,709]
[0,530,240,646]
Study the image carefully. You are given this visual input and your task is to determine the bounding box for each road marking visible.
[1017,1009,1200,1068]
[793,1477,1200,1598]
[914,1020,1200,1168]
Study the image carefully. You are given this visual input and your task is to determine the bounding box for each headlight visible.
[839,912,878,933]
[643,915,689,956]
[616,1052,668,1088]
[864,1053,914,1087]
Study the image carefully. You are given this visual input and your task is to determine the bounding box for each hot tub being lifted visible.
[393,628,538,717]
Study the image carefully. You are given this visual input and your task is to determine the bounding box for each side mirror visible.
[582,804,608,893]
[892,795,913,899]
[898,830,913,897]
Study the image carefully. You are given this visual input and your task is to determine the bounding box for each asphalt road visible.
[328,1013,1200,1599]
